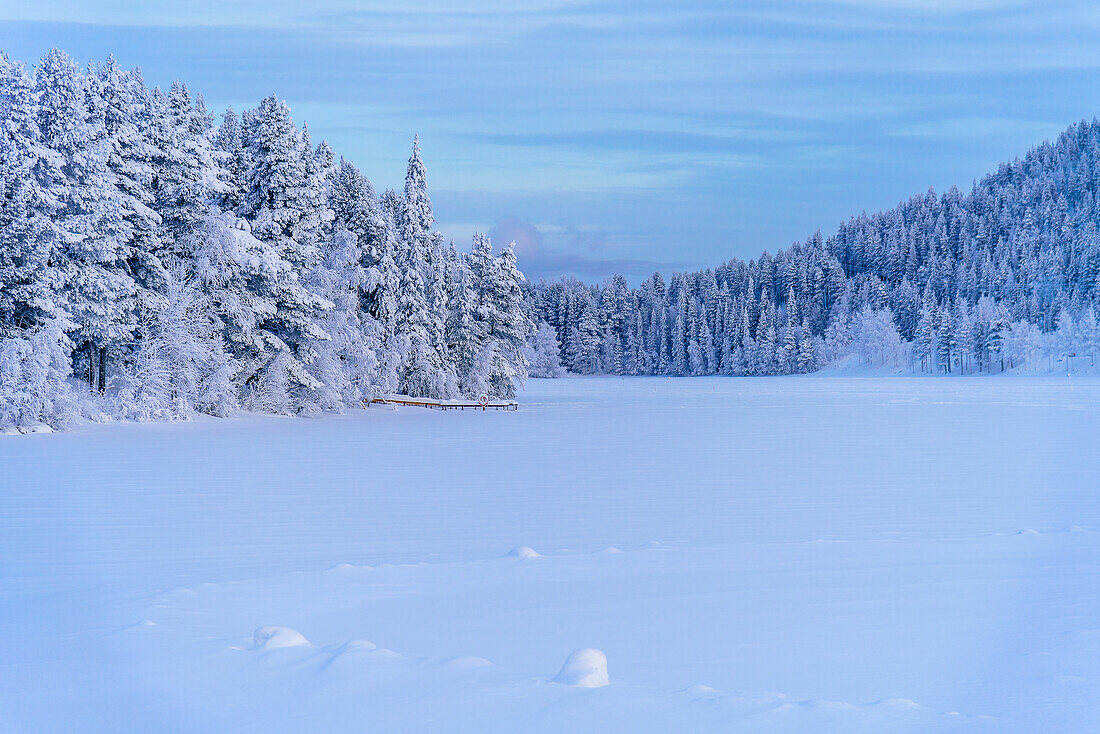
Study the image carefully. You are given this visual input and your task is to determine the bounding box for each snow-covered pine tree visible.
[302,228,380,409]
[35,48,136,393]
[486,242,531,397]
[187,210,270,389]
[292,124,334,262]
[466,234,532,396]
[567,299,601,375]
[912,295,936,372]
[150,81,224,260]
[327,157,397,396]
[0,52,56,337]
[782,287,799,373]
[214,106,248,213]
[243,96,314,266]
[238,95,332,410]
[936,304,955,373]
[86,55,162,323]
[444,243,483,394]
[186,208,326,412]
[1079,305,1098,367]
[754,295,777,374]
[399,136,452,387]
[796,318,815,372]
[393,219,449,398]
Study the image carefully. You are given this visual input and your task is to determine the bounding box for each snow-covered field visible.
[2,376,1099,733]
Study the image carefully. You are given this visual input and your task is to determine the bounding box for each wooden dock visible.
[368,394,518,411]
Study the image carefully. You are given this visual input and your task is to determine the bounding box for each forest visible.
[529,119,1100,378]
[4,47,1100,431]
[0,49,530,430]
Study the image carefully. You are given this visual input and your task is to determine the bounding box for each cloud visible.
[888,117,1062,140]
[8,0,1100,279]
[515,249,689,283]
[482,216,681,281]
[488,216,542,260]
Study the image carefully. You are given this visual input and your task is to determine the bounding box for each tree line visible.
[6,47,1100,431]
[0,49,530,430]
[529,119,1100,377]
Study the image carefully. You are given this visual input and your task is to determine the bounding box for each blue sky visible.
[4,0,1100,282]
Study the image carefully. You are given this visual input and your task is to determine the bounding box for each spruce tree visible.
[0,52,55,336]
[35,48,136,392]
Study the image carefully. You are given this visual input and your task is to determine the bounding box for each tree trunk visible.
[98,346,107,394]
[87,340,98,391]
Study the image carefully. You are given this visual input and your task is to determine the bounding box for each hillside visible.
[532,120,1100,376]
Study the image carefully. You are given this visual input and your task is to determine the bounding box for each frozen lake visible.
[2,376,1098,732]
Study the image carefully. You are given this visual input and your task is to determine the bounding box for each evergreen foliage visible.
[0,49,530,429]
[531,119,1100,377]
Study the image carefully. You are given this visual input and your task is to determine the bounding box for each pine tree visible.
[152,81,224,258]
[565,299,601,374]
[485,243,531,397]
[238,95,332,408]
[303,228,381,408]
[186,209,326,411]
[754,296,777,374]
[394,225,448,398]
[444,244,481,393]
[913,300,935,372]
[936,305,955,373]
[399,136,450,381]
[86,55,162,314]
[796,319,815,372]
[0,52,55,336]
[243,95,318,270]
[782,287,799,373]
[214,106,247,212]
[35,48,136,392]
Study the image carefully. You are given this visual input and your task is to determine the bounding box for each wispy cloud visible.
[5,0,1100,279]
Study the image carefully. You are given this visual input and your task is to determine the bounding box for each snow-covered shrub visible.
[0,322,79,431]
[245,351,296,415]
[849,306,907,368]
[301,229,382,412]
[526,321,566,378]
[114,271,236,421]
[1002,320,1043,371]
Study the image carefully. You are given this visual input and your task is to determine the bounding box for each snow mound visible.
[506,546,541,560]
[642,540,664,548]
[1016,528,1040,536]
[553,648,609,688]
[443,655,493,669]
[1066,524,1087,533]
[601,546,623,554]
[873,697,921,710]
[253,626,311,650]
[126,619,158,631]
[337,639,377,653]
[801,698,856,712]
[369,647,403,660]
[327,562,370,572]
[685,684,720,694]
[683,684,722,699]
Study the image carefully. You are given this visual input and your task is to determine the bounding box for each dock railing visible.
[368,394,518,411]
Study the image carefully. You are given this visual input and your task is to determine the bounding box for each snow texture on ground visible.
[2,375,1099,733]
